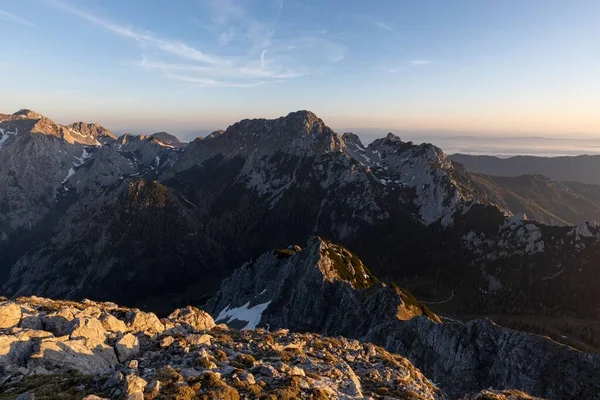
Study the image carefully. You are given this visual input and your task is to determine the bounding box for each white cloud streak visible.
[52,0,344,88]
[410,59,431,66]
[0,10,37,27]
[374,21,396,33]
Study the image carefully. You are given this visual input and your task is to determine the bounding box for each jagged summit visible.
[151,131,185,148]
[67,121,117,141]
[12,109,44,119]
[206,236,440,334]
[341,131,364,147]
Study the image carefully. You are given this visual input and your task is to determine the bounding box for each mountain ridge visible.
[1,108,600,358]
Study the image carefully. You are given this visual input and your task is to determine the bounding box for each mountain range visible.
[450,153,600,185]
[1,108,600,397]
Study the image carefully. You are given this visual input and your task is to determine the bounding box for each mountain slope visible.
[3,109,600,345]
[450,153,600,185]
[3,296,542,400]
[206,238,600,399]
[471,173,600,226]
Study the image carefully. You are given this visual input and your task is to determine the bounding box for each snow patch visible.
[216,300,272,330]
[61,167,76,183]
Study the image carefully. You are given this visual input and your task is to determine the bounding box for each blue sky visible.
[1,0,600,140]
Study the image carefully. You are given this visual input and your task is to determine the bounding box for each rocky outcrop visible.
[0,296,449,400]
[207,238,600,399]
[207,237,439,336]
[0,296,214,377]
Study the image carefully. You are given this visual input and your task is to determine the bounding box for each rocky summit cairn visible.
[0,296,544,400]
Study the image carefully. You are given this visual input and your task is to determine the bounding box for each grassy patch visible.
[0,373,106,400]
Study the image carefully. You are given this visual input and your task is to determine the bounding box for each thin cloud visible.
[0,10,37,27]
[374,21,396,33]
[410,59,431,66]
[53,0,343,88]
[388,60,433,73]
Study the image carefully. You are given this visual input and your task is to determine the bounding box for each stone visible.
[180,367,202,379]
[41,308,78,336]
[69,317,108,347]
[124,374,147,396]
[0,302,22,329]
[28,337,118,374]
[289,366,305,377]
[185,333,212,346]
[99,313,128,333]
[115,333,140,362]
[257,364,279,379]
[77,306,102,319]
[160,336,175,348]
[128,311,164,334]
[167,306,215,332]
[0,329,53,367]
[145,380,161,396]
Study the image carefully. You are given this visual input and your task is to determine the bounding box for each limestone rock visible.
[115,333,140,363]
[41,308,78,336]
[69,317,107,347]
[185,333,212,346]
[124,374,147,396]
[28,337,118,374]
[128,311,164,334]
[99,313,128,333]
[167,306,215,332]
[0,302,22,329]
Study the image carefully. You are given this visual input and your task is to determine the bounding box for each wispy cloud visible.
[0,9,37,27]
[409,59,431,66]
[374,21,396,33]
[388,60,433,73]
[52,0,343,88]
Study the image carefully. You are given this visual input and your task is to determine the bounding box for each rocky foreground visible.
[0,296,541,400]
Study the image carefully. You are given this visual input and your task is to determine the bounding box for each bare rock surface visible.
[0,296,492,400]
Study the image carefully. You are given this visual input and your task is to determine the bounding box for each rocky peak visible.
[206,237,437,334]
[67,122,117,141]
[150,131,185,148]
[12,109,44,119]
[342,132,364,147]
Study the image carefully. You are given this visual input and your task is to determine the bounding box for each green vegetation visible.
[274,248,295,259]
[323,242,379,289]
[0,373,106,400]
[392,283,441,323]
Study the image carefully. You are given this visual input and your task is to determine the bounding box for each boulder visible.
[69,317,107,347]
[185,333,212,346]
[0,302,22,329]
[28,337,118,374]
[124,374,147,396]
[115,333,140,362]
[99,313,127,333]
[41,307,78,336]
[0,329,54,368]
[167,306,215,332]
[128,311,164,334]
